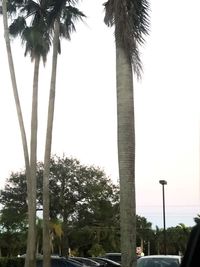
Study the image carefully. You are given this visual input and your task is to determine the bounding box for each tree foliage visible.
[0,155,120,256]
[104,0,150,78]
[0,168,191,257]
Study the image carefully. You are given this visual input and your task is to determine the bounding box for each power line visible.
[137,204,200,208]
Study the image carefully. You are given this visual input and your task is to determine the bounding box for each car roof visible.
[36,257,83,267]
[69,257,101,266]
[105,253,121,256]
[137,255,182,264]
[138,255,181,258]
[95,257,120,265]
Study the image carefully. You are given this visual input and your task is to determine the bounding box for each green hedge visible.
[0,257,24,267]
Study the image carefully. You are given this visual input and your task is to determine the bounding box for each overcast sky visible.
[1,0,200,228]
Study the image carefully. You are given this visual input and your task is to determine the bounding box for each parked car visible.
[103,253,121,264]
[69,257,103,267]
[92,257,121,267]
[66,258,86,267]
[19,255,84,267]
[137,255,182,267]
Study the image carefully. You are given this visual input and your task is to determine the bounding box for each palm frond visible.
[9,16,27,37]
[7,0,24,15]
[104,0,150,79]
[7,0,85,62]
[21,0,40,17]
[104,0,114,27]
[21,23,51,63]
[60,5,85,39]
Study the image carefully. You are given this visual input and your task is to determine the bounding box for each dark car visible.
[103,253,121,264]
[69,257,102,267]
[92,257,121,267]
[37,257,84,267]
[18,255,84,267]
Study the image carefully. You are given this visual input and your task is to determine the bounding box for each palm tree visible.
[136,216,152,253]
[42,2,85,266]
[4,1,51,266]
[2,1,32,264]
[3,1,84,266]
[2,0,30,200]
[0,0,2,14]
[104,1,150,267]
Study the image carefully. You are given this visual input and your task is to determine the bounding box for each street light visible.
[159,179,167,255]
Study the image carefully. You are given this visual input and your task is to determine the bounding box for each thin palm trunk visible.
[2,0,30,174]
[116,45,136,267]
[2,2,38,267]
[43,19,59,267]
[25,55,40,267]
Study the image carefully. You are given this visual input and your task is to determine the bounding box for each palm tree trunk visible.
[43,19,59,267]
[25,55,40,267]
[2,2,36,265]
[2,0,30,173]
[116,44,137,267]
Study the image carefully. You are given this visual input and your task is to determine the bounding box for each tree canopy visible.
[0,155,120,255]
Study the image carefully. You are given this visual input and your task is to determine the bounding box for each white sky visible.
[1,0,200,229]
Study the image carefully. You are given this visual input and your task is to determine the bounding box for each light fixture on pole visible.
[159,179,167,255]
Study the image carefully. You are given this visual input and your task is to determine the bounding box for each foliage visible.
[88,243,105,257]
[4,1,85,265]
[0,172,27,232]
[0,155,192,256]
[7,0,85,62]
[0,155,119,256]
[166,224,191,255]
[0,257,24,267]
[104,0,150,78]
[0,231,27,257]
[103,1,150,267]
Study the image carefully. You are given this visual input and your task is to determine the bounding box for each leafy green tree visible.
[166,224,191,255]
[0,156,119,255]
[104,1,150,267]
[0,231,27,257]
[43,156,119,256]
[1,162,156,257]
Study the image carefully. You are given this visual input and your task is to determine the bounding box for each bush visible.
[0,257,24,267]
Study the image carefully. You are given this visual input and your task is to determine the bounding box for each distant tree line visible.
[0,155,192,257]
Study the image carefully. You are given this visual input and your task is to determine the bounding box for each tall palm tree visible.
[5,1,51,266]
[104,1,149,267]
[2,1,32,264]
[3,1,84,266]
[2,0,30,198]
[42,2,85,266]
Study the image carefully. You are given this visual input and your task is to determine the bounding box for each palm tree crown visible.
[7,0,85,62]
[104,0,150,78]
[8,0,52,63]
[47,0,85,53]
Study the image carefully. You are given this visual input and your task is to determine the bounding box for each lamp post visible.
[159,179,167,255]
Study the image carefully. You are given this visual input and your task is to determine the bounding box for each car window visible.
[137,258,180,267]
[37,259,71,267]
[106,255,121,263]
